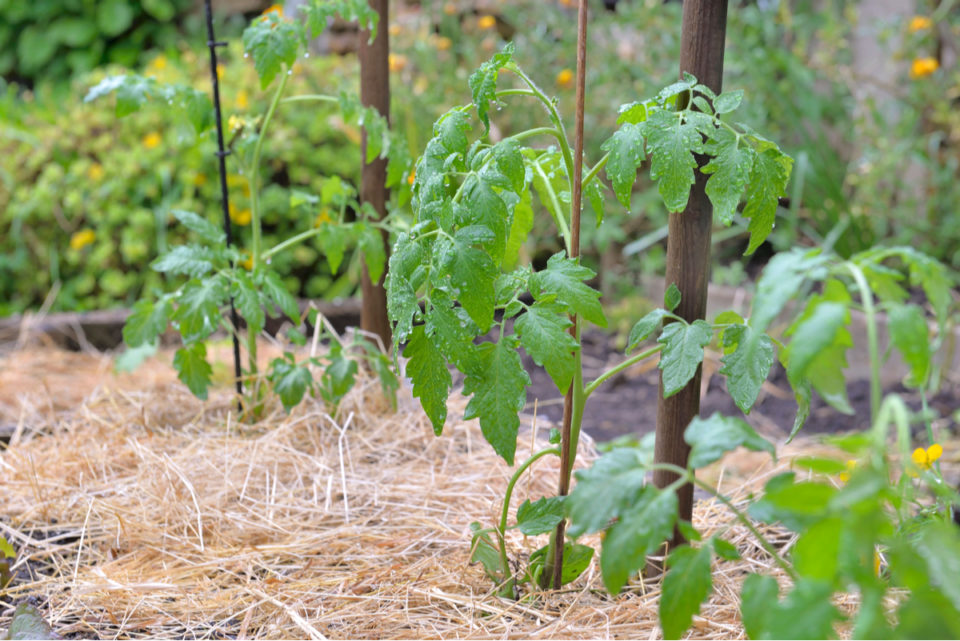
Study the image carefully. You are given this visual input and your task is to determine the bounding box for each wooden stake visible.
[652,0,729,548]
[359,0,392,350]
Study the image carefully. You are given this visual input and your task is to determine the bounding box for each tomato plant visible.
[387,44,803,596]
[86,0,411,414]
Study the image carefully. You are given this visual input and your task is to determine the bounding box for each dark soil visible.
[520,329,960,444]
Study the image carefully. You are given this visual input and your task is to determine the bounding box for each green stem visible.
[262,226,325,261]
[280,93,338,104]
[505,126,562,145]
[846,262,881,421]
[498,447,562,535]
[530,160,571,252]
[582,152,609,189]
[250,71,290,269]
[584,345,663,399]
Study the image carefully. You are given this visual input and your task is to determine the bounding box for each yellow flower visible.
[478,14,497,30]
[235,90,249,110]
[407,168,416,186]
[910,57,939,78]
[314,209,332,227]
[908,16,933,33]
[228,114,244,133]
[443,2,457,16]
[556,68,575,89]
[147,55,168,76]
[433,35,453,51]
[389,24,402,36]
[87,163,105,182]
[388,53,407,72]
[142,132,162,149]
[69,229,96,251]
[839,459,857,483]
[229,204,252,226]
[911,443,942,469]
[239,252,254,271]
[559,0,576,6]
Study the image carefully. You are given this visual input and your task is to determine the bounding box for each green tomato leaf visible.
[317,222,353,274]
[269,357,313,412]
[684,412,775,469]
[173,342,213,400]
[425,292,480,371]
[626,308,668,352]
[749,248,825,333]
[660,543,714,639]
[642,108,703,212]
[173,276,228,341]
[462,332,530,465]
[530,252,606,328]
[232,271,265,334]
[403,325,452,436]
[713,90,744,114]
[658,319,712,398]
[664,283,682,311]
[460,172,509,263]
[514,496,565,536]
[152,245,216,278]
[241,13,301,89]
[503,188,533,271]
[915,521,960,614]
[432,231,497,332]
[469,43,513,131]
[792,517,843,584]
[124,297,172,347]
[469,522,503,583]
[566,447,650,538]
[718,324,774,414]
[601,487,678,595]
[601,123,646,207]
[702,128,755,225]
[516,301,578,394]
[322,349,358,404]
[742,147,792,255]
[888,303,931,388]
[6,602,57,641]
[172,210,225,245]
[747,473,836,531]
[357,223,387,283]
[261,270,300,322]
[740,574,779,640]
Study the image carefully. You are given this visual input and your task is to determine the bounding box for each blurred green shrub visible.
[0,47,364,315]
[0,0,198,83]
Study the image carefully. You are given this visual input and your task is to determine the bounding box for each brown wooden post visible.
[359,0,392,349]
[652,0,728,547]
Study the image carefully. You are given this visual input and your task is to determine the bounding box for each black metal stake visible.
[204,0,244,408]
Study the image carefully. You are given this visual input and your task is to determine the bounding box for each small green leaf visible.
[792,517,843,583]
[462,333,530,465]
[97,0,134,36]
[242,13,301,89]
[172,210,225,245]
[269,357,313,411]
[317,223,353,274]
[124,298,172,347]
[748,473,836,531]
[658,319,712,398]
[601,488,678,595]
[516,301,578,394]
[559,542,595,585]
[515,496,565,535]
[173,342,213,400]
[602,123,646,207]
[469,522,503,583]
[643,108,703,212]
[711,537,740,561]
[742,148,792,254]
[0,535,14,558]
[887,303,931,388]
[469,43,513,131]
[403,325,451,436]
[530,253,606,328]
[915,521,960,614]
[626,309,668,352]
[566,447,650,538]
[740,574,779,640]
[713,90,744,114]
[684,412,775,468]
[233,271,265,334]
[702,128,755,225]
[660,544,714,639]
[114,341,159,373]
[664,283,682,311]
[173,276,228,341]
[718,325,774,414]
[6,603,57,641]
[152,245,216,278]
[261,270,300,321]
[323,350,358,404]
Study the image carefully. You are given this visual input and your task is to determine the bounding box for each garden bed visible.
[0,343,874,639]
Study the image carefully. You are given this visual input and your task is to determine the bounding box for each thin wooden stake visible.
[359,0,392,350]
[652,0,729,549]
[550,0,589,591]
[204,0,243,406]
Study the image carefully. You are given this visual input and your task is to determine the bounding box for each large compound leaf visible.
[242,13,301,89]
[601,488,678,595]
[566,447,650,538]
[403,325,452,435]
[643,108,703,212]
[516,301,578,394]
[173,342,213,399]
[124,297,172,347]
[529,253,606,328]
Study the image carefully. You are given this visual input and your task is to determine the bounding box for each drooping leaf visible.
[749,248,825,333]
[602,123,646,207]
[740,574,779,640]
[718,324,774,414]
[530,253,606,328]
[516,301,578,394]
[915,521,960,614]
[660,543,714,639]
[469,521,503,583]
[469,43,513,131]
[268,357,313,411]
[261,270,300,322]
[684,412,775,469]
[232,271,265,334]
[515,496,565,536]
[403,325,451,435]
[601,488,678,595]
[658,319,712,398]
[321,348,359,404]
[713,90,744,114]
[357,222,387,283]
[702,128,755,225]
[460,172,509,263]
[566,447,650,538]
[462,333,530,465]
[642,108,704,212]
[173,342,213,399]
[887,303,931,388]
[742,147,792,255]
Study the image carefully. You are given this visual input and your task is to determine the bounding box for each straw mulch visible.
[0,344,825,639]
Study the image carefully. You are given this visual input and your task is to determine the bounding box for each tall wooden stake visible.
[359,0,392,350]
[549,0,589,591]
[652,0,728,547]
[204,0,243,408]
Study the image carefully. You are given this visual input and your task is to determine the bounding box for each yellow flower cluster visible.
[314,209,333,227]
[911,443,942,469]
[229,203,252,226]
[70,229,96,251]
[910,57,939,78]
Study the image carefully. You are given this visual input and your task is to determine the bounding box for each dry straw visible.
[0,344,834,639]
